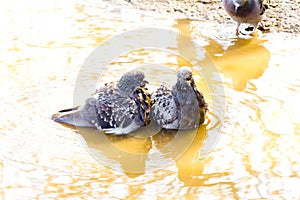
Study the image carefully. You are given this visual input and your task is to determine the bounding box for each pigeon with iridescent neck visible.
[52,70,152,135]
[151,67,208,129]
[223,0,268,34]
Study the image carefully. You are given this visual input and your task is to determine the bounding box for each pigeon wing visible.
[95,84,138,132]
[151,85,178,127]
[96,84,151,134]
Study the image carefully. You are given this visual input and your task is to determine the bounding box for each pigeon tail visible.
[52,107,96,127]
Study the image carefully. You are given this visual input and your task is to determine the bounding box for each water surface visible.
[1,0,300,199]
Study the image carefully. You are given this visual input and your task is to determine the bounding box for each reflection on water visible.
[153,126,211,186]
[78,127,152,175]
[1,0,300,199]
[78,124,216,185]
[76,125,203,177]
[205,37,271,91]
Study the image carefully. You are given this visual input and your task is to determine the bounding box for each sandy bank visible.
[104,0,300,34]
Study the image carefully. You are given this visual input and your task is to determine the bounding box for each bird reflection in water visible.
[72,121,213,181]
[75,127,152,177]
[152,124,229,186]
[205,37,271,91]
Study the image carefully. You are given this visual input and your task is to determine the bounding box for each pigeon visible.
[52,70,152,135]
[223,0,268,34]
[151,67,208,130]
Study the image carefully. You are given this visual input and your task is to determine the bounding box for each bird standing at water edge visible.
[52,70,152,135]
[151,67,208,129]
[223,0,268,34]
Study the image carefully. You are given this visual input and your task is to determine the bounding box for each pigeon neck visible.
[117,83,135,94]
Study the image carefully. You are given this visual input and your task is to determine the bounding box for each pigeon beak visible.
[142,80,149,86]
[186,74,192,81]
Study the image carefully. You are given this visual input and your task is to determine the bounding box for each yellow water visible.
[1,0,300,199]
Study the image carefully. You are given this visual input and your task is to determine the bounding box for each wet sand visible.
[105,0,300,34]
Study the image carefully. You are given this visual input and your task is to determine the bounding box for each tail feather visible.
[52,107,95,127]
[57,106,80,113]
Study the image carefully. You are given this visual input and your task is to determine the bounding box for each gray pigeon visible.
[151,67,208,130]
[223,0,268,34]
[52,70,152,135]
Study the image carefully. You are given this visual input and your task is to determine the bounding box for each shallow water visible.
[1,0,300,199]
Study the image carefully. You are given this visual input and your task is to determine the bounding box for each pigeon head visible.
[117,70,147,94]
[177,67,193,81]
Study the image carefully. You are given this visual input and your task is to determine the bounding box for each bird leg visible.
[236,22,241,35]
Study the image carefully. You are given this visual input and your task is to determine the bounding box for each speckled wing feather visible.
[151,85,179,128]
[95,83,151,134]
[80,98,98,125]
